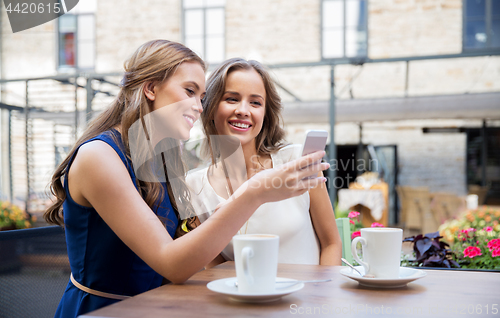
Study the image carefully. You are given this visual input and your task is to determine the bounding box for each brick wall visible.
[1,10,56,78]
[369,0,462,58]
[96,0,182,72]
[226,0,320,64]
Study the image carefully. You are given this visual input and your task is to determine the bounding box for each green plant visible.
[403,232,460,268]
[334,202,349,219]
[439,206,500,270]
[450,229,500,270]
[0,201,34,230]
[400,251,414,267]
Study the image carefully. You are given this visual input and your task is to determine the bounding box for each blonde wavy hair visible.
[44,40,205,237]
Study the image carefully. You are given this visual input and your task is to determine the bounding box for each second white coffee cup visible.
[351,228,403,278]
[233,234,279,294]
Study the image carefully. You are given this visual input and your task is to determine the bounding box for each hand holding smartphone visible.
[301,130,328,179]
[302,130,328,156]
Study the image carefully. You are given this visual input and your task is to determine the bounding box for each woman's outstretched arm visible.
[309,172,342,266]
[69,140,329,283]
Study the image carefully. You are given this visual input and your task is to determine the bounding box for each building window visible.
[464,0,500,50]
[322,0,368,59]
[57,0,96,70]
[183,0,225,64]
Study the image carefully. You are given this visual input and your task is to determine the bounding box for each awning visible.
[283,92,500,123]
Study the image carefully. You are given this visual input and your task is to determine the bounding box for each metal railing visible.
[0,73,120,214]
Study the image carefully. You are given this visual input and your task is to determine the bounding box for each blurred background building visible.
[0,0,499,225]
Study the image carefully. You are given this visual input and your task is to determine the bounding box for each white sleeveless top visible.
[186,144,320,265]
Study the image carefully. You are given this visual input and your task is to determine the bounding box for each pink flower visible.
[460,228,476,237]
[484,226,493,232]
[351,231,361,240]
[348,211,360,218]
[371,222,385,227]
[463,246,482,258]
[487,239,500,251]
[349,220,355,225]
[492,248,500,258]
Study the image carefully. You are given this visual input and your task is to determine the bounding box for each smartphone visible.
[301,130,328,156]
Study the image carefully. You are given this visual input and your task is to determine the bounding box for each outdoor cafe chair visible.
[336,218,353,265]
[430,192,466,224]
[396,186,434,235]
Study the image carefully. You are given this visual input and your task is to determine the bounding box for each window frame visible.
[56,12,96,71]
[181,0,226,64]
[462,0,499,52]
[320,0,369,60]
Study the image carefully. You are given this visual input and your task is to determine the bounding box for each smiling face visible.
[145,61,206,141]
[213,69,266,150]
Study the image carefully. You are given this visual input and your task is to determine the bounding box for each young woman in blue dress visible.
[44,40,329,317]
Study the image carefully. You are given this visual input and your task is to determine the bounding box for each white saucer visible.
[340,266,427,288]
[207,277,304,303]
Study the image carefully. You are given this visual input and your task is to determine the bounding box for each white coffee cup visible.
[351,228,403,278]
[233,234,279,293]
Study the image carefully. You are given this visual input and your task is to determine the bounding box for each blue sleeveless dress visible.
[54,130,178,318]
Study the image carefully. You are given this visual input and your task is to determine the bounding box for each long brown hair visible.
[201,58,286,160]
[44,40,204,236]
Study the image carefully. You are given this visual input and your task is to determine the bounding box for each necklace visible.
[221,159,249,235]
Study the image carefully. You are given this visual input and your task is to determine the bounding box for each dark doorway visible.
[466,127,500,205]
[327,144,399,225]
[335,145,360,190]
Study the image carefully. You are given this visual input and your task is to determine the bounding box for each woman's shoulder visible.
[73,140,125,173]
[67,139,133,204]
[69,129,129,177]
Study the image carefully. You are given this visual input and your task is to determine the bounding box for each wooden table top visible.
[81,262,500,318]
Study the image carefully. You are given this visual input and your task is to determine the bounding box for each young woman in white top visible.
[187,58,342,266]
